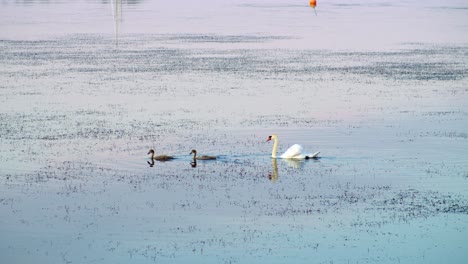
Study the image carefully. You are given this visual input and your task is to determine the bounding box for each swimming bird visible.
[266,134,320,159]
[147,149,174,161]
[190,149,217,160]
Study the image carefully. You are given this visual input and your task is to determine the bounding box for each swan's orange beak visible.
[266,136,272,142]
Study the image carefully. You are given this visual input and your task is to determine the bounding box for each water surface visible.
[1,0,467,263]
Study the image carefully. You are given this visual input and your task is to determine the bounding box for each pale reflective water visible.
[1,1,468,263]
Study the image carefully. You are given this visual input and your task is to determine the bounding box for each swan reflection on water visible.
[268,158,279,182]
[282,158,304,169]
[268,158,321,181]
[268,159,303,182]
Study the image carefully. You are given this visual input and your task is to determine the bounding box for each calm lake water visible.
[1,0,467,263]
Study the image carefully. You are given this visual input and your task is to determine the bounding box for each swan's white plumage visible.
[268,134,320,159]
[280,144,304,158]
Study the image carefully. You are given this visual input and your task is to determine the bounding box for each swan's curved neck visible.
[192,152,197,159]
[271,136,278,158]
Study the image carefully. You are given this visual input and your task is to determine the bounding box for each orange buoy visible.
[309,0,316,8]
[309,0,317,15]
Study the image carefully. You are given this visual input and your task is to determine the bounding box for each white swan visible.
[266,134,320,159]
